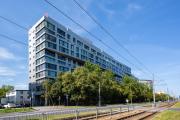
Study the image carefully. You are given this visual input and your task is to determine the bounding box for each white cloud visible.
[127,3,142,12]
[0,66,16,76]
[122,3,142,18]
[98,3,116,20]
[0,47,15,60]
[15,83,28,90]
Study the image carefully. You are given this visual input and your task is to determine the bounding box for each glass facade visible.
[29,16,131,84]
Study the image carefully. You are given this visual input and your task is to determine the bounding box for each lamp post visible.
[66,94,69,106]
[59,96,61,106]
[153,74,156,107]
[98,82,101,107]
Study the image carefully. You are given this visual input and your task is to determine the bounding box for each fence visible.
[0,105,140,120]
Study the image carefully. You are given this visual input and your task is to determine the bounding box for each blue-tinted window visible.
[45,49,55,57]
[57,28,65,37]
[45,63,57,70]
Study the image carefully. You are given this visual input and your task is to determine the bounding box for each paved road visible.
[0,104,150,118]
[168,108,180,111]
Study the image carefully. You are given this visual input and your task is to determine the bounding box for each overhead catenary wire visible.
[72,0,153,75]
[0,33,27,46]
[0,3,163,80]
[72,0,171,90]
[0,15,149,77]
[0,14,146,76]
[45,0,173,98]
[43,0,151,77]
[0,4,164,81]
[0,15,28,31]
[0,2,172,97]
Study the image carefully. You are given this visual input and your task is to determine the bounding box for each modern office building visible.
[28,16,131,105]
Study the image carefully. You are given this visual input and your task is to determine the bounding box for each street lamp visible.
[153,74,156,107]
[98,82,101,107]
[58,96,61,106]
[66,94,69,106]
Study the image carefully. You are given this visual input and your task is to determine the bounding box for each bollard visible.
[42,113,47,120]
[128,105,130,112]
[96,108,98,119]
[75,109,79,120]
[119,106,122,112]
[110,107,113,119]
[110,107,112,116]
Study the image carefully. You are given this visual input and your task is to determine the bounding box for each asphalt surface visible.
[0,104,150,119]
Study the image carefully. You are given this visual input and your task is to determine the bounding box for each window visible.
[81,49,87,56]
[36,71,45,78]
[36,42,45,51]
[46,34,56,43]
[71,45,74,50]
[46,21,55,30]
[36,64,45,71]
[57,28,65,37]
[36,20,45,32]
[73,37,76,43]
[59,46,69,54]
[91,48,96,54]
[71,51,74,56]
[47,29,55,35]
[77,40,83,46]
[58,55,66,61]
[36,57,45,65]
[76,53,79,58]
[45,56,56,63]
[45,63,57,70]
[58,60,66,65]
[46,41,56,49]
[97,52,101,56]
[36,50,45,58]
[81,55,87,60]
[59,66,69,72]
[36,34,46,44]
[67,34,71,39]
[45,49,55,57]
[36,28,45,38]
[76,47,79,52]
[89,53,94,58]
[84,45,89,50]
[47,70,57,77]
[59,40,68,48]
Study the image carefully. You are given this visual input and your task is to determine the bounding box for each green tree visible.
[50,73,64,105]
[0,85,14,98]
[122,75,138,104]
[42,79,53,106]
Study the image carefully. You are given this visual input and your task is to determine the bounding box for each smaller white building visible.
[6,90,30,105]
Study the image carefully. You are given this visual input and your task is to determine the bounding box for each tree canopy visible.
[0,85,14,98]
[42,62,156,105]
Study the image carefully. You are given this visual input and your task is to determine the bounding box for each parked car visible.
[16,104,24,108]
[4,103,16,108]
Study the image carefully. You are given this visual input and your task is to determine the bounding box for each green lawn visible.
[172,102,180,108]
[153,102,180,120]
[0,107,33,114]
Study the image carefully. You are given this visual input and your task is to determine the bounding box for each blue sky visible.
[0,0,180,97]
